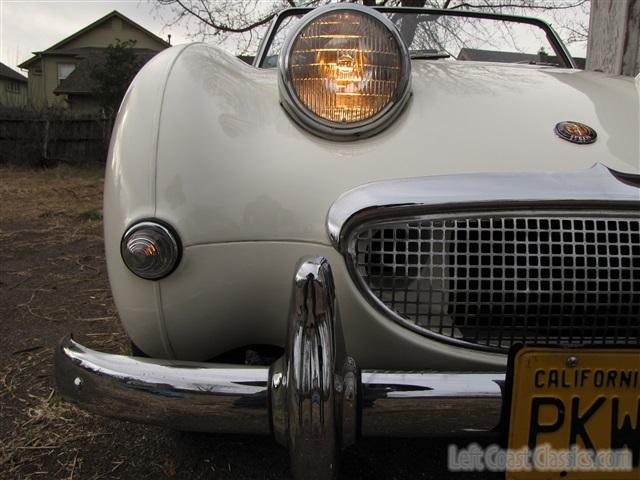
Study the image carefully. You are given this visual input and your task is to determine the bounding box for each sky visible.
[1,0,589,74]
[0,0,192,72]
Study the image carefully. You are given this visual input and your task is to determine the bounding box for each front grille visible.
[348,212,640,352]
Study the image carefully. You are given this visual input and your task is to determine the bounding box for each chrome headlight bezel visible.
[278,3,412,140]
[120,220,182,280]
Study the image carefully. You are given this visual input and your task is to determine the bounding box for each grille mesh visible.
[350,214,640,351]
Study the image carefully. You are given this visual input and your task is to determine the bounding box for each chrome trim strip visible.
[55,257,507,479]
[56,336,505,474]
[345,210,640,354]
[277,4,412,140]
[256,7,576,69]
[253,13,280,68]
[361,371,504,436]
[55,336,271,434]
[546,22,577,69]
[120,219,182,280]
[270,256,358,479]
[327,164,640,248]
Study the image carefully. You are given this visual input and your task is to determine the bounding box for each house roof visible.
[457,48,586,69]
[53,48,158,95]
[0,62,27,82]
[458,48,540,64]
[19,10,170,69]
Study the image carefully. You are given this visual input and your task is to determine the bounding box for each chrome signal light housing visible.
[278,3,412,140]
[121,221,181,280]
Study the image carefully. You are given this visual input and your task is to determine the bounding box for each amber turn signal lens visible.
[288,9,403,124]
[121,222,181,280]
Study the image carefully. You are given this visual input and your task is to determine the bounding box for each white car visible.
[56,4,639,479]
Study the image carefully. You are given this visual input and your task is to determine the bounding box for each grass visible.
[0,164,128,479]
[19,163,106,181]
[0,165,105,228]
[77,208,102,222]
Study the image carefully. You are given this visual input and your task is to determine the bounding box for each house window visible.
[57,63,76,84]
[6,80,21,93]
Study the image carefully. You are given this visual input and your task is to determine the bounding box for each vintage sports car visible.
[56,4,639,479]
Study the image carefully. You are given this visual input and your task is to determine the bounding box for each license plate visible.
[505,346,640,480]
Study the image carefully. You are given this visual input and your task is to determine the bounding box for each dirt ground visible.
[0,166,501,479]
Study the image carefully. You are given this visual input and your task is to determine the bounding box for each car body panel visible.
[105,42,640,364]
[153,44,638,249]
[160,241,506,368]
[104,45,192,359]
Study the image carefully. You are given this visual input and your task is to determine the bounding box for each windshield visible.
[259,8,570,69]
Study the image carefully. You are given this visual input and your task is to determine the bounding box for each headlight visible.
[279,4,411,139]
[121,221,181,280]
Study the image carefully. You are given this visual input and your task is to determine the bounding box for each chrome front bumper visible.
[56,256,504,479]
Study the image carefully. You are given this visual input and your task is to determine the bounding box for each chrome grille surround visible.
[345,209,640,353]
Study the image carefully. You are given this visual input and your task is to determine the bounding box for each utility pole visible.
[586,0,640,76]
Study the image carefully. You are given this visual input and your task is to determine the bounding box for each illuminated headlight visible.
[279,4,411,139]
[121,221,181,280]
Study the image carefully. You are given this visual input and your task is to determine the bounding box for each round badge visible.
[554,121,597,144]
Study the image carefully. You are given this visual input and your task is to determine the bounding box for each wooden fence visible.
[0,108,112,167]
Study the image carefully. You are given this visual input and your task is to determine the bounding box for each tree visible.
[155,0,590,55]
[90,39,145,117]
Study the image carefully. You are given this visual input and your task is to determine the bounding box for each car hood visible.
[130,45,640,246]
[403,61,638,175]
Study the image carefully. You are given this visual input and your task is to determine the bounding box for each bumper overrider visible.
[55,256,504,479]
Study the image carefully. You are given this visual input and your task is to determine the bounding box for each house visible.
[458,48,586,69]
[18,11,170,112]
[52,47,160,113]
[0,62,28,107]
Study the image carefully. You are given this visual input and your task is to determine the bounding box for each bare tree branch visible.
[449,0,589,11]
[160,0,279,33]
[152,0,590,55]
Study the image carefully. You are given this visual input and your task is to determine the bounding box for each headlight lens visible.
[279,5,411,138]
[121,221,180,280]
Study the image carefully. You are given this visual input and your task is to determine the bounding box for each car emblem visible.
[554,121,597,144]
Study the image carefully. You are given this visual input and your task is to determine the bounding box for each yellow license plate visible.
[506,346,640,480]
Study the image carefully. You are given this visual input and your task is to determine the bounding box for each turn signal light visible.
[121,221,181,280]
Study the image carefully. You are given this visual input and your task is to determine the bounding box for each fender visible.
[104,43,639,361]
